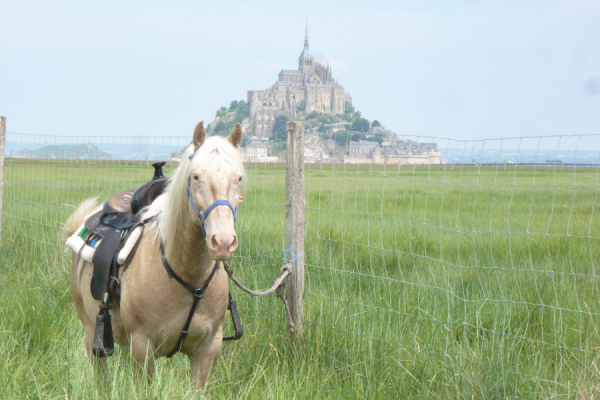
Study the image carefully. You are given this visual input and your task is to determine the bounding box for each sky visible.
[1,0,599,148]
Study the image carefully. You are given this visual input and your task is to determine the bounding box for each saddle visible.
[84,161,169,301]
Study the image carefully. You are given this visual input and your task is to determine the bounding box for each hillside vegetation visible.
[209,99,387,147]
[13,142,112,160]
[207,100,252,144]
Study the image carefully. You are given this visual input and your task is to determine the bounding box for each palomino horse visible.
[62,122,244,388]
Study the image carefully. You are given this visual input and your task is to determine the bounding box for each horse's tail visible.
[61,198,99,244]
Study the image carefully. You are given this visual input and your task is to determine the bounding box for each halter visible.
[187,177,238,237]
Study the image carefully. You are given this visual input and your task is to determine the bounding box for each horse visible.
[61,122,245,388]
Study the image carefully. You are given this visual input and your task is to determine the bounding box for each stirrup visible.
[92,296,115,357]
[223,293,243,341]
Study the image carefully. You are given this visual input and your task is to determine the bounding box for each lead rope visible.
[223,261,296,332]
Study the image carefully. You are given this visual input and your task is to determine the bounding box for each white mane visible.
[143,136,244,246]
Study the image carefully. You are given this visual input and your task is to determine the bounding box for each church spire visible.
[304,22,309,51]
[298,22,313,72]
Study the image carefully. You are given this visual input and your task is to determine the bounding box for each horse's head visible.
[187,121,244,261]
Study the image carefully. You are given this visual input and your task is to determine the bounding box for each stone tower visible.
[247,28,352,138]
[298,24,314,73]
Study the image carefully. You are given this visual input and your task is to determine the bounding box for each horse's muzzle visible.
[209,233,238,261]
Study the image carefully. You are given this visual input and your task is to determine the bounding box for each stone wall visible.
[373,152,444,165]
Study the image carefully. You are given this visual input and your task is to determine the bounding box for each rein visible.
[223,262,296,333]
[159,240,220,358]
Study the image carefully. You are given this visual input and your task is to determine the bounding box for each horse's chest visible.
[124,288,221,348]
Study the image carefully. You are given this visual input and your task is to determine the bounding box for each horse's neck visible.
[162,217,213,285]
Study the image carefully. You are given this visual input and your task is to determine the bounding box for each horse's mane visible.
[143,136,244,246]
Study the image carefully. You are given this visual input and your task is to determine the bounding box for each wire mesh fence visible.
[2,130,600,396]
[302,133,600,396]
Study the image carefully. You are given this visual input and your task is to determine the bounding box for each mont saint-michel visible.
[248,29,352,138]
[208,29,443,165]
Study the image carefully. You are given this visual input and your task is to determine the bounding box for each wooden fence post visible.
[285,121,305,336]
[0,117,6,245]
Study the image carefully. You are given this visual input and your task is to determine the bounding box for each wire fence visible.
[2,129,600,396]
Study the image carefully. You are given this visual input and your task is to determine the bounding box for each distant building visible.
[343,140,379,163]
[248,26,352,138]
[349,140,379,158]
[340,138,445,165]
[241,142,278,162]
[381,131,398,147]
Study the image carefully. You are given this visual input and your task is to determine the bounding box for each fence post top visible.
[287,121,305,130]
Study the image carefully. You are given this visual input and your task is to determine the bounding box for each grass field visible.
[1,158,599,398]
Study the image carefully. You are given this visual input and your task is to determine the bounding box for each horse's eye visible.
[193,174,199,181]
[239,176,243,183]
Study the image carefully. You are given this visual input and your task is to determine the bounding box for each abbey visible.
[247,28,352,138]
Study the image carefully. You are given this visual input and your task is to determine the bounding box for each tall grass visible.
[1,158,599,398]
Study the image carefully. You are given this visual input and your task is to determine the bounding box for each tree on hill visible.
[332,130,351,144]
[306,110,321,120]
[318,114,335,125]
[234,102,248,123]
[213,121,228,136]
[366,136,383,145]
[212,100,249,137]
[345,102,354,114]
[352,117,370,132]
[271,115,289,142]
[319,131,332,140]
[372,120,381,127]
[351,133,365,142]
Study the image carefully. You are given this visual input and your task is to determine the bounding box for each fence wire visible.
[2,131,600,397]
[303,133,600,397]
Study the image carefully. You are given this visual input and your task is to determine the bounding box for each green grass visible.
[1,158,599,398]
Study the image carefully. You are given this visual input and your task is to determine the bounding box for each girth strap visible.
[159,241,220,358]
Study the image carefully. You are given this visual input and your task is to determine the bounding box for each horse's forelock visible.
[189,136,243,174]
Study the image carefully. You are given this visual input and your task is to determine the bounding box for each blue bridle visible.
[187,177,238,237]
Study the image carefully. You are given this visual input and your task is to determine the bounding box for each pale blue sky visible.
[1,0,599,147]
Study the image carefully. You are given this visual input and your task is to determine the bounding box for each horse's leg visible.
[130,333,155,385]
[190,334,223,389]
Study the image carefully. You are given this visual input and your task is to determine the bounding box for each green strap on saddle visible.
[77,226,89,239]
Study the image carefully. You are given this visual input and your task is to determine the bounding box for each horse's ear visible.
[193,121,206,151]
[228,123,242,148]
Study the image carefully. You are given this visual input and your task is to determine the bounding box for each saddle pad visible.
[91,229,122,300]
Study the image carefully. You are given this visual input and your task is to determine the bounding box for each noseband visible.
[187,177,238,237]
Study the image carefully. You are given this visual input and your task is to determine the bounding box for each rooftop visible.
[351,140,380,148]
[280,69,303,76]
